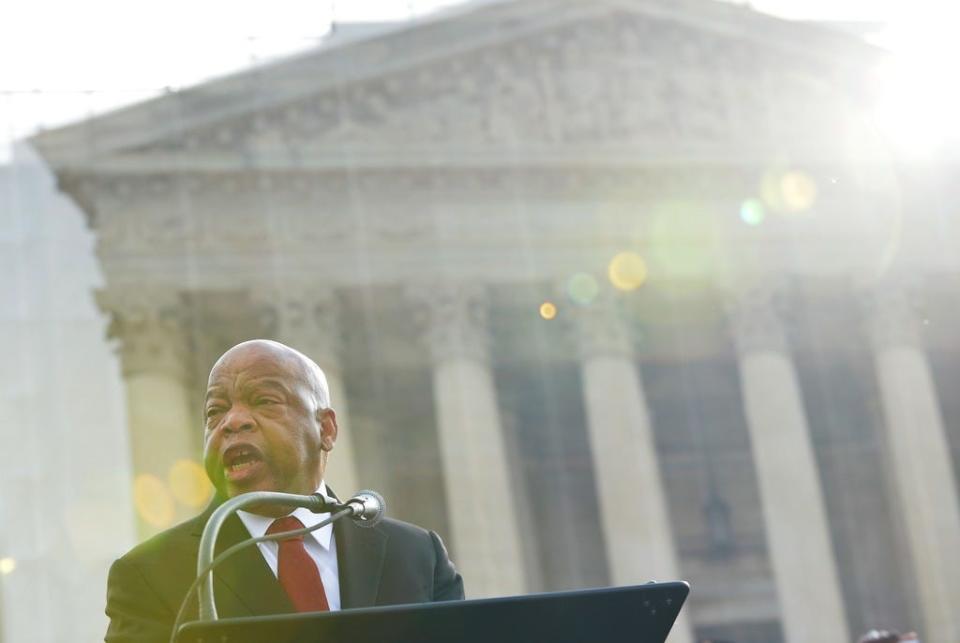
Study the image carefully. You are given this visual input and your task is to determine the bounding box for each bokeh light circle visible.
[607,252,648,291]
[567,272,599,306]
[760,169,817,214]
[0,558,15,575]
[133,474,175,528]
[168,459,213,508]
[780,171,817,212]
[539,301,558,320]
[740,199,766,226]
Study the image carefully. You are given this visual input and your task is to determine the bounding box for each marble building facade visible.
[27,1,960,642]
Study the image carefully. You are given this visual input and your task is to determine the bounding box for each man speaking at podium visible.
[104,339,464,643]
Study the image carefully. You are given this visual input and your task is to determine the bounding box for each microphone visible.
[339,489,385,527]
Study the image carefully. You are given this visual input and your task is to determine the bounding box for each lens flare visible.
[133,474,175,528]
[0,558,15,575]
[168,459,213,508]
[760,169,817,214]
[780,171,817,212]
[567,273,599,306]
[740,199,765,226]
[539,301,558,320]
[608,251,648,291]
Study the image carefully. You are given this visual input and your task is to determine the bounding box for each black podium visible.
[176,581,689,643]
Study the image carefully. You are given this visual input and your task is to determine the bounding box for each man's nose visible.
[221,405,255,434]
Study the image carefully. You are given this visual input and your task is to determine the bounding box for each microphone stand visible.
[169,499,351,643]
[197,491,333,621]
[169,489,384,643]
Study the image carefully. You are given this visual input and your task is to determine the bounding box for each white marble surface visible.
[0,144,134,643]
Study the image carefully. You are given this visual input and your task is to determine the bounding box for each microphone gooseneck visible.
[193,489,385,623]
[170,502,352,643]
[172,487,387,643]
[195,491,335,623]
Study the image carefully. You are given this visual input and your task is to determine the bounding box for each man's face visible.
[202,344,336,501]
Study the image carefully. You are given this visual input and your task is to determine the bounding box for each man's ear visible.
[318,407,338,452]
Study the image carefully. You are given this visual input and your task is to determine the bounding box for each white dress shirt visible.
[236,482,341,611]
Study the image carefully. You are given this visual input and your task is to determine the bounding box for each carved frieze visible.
[121,8,843,160]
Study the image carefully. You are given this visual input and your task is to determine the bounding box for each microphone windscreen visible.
[351,490,385,528]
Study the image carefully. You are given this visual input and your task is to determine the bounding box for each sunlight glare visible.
[872,9,960,156]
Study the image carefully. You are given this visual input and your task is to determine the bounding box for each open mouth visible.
[222,444,264,480]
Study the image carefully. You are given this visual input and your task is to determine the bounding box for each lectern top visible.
[177,581,690,643]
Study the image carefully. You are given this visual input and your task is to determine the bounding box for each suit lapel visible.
[335,518,387,609]
[190,503,293,617]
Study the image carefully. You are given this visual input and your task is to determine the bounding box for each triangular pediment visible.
[33,0,880,171]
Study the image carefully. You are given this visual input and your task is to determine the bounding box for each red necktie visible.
[266,516,330,612]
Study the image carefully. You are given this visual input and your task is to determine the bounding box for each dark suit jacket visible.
[104,501,464,643]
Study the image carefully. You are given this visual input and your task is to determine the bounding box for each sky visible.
[1,0,958,162]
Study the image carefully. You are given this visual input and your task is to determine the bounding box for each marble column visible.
[255,285,359,497]
[98,288,199,538]
[412,285,526,598]
[572,300,693,643]
[865,286,960,643]
[729,286,849,643]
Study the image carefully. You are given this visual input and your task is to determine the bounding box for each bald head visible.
[209,339,331,409]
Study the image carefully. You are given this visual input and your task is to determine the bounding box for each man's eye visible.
[255,398,279,406]
[206,407,223,418]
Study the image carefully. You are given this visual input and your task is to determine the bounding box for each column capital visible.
[250,284,343,367]
[725,283,788,354]
[408,284,489,363]
[570,294,633,360]
[861,282,922,350]
[96,286,191,380]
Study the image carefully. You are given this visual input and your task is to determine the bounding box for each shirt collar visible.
[236,482,336,550]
